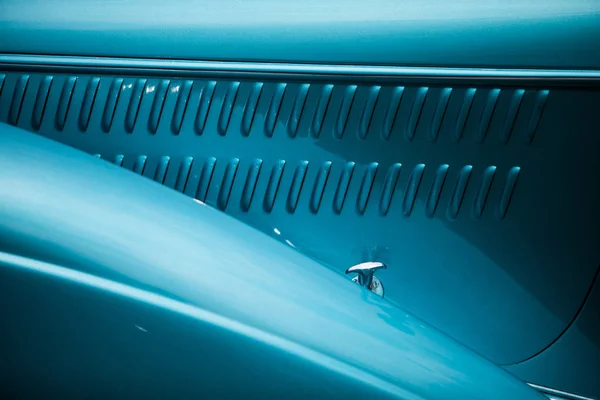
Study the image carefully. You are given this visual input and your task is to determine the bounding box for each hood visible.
[0,123,545,399]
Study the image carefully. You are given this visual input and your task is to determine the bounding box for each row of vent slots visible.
[1,74,549,143]
[96,154,520,219]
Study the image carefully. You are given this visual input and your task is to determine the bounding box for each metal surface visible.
[528,383,596,400]
[0,67,598,368]
[0,123,546,399]
[352,275,385,297]
[347,262,387,297]
[1,1,599,394]
[509,270,600,399]
[1,0,599,69]
[1,55,600,84]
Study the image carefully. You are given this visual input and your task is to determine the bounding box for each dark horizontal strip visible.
[1,54,599,86]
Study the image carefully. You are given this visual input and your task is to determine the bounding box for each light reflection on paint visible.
[0,251,410,399]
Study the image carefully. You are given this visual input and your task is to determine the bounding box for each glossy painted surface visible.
[1,1,599,396]
[1,0,600,69]
[507,271,600,399]
[1,54,600,82]
[0,68,599,371]
[0,123,545,398]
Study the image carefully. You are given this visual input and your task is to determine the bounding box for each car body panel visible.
[1,1,599,396]
[506,271,600,400]
[0,123,545,399]
[0,67,599,370]
[0,0,599,69]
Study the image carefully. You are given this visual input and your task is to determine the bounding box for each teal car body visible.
[0,124,546,398]
[0,1,599,398]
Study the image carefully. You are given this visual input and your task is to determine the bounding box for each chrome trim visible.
[346,262,386,297]
[1,54,600,84]
[528,383,596,400]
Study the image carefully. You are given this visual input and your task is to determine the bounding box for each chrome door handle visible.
[346,262,386,297]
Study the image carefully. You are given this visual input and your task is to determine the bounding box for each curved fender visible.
[0,123,544,399]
